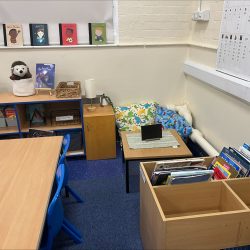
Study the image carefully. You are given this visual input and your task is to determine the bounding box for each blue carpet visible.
[53,145,250,250]
[53,145,143,250]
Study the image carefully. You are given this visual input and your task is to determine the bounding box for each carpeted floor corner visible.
[53,145,143,250]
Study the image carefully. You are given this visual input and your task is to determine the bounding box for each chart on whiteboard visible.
[216,0,250,82]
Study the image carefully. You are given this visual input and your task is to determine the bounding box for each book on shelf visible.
[59,23,78,45]
[3,23,24,47]
[166,170,214,185]
[239,144,250,159]
[210,156,239,180]
[150,157,210,186]
[29,24,49,46]
[88,23,107,45]
[35,63,55,89]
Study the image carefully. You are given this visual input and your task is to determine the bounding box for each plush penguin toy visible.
[10,61,32,80]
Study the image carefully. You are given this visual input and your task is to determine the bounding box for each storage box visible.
[5,117,17,127]
[140,159,250,250]
[51,109,81,126]
[0,117,6,128]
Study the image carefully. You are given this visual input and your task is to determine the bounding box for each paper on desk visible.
[126,131,180,149]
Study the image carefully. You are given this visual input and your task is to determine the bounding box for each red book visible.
[59,23,78,45]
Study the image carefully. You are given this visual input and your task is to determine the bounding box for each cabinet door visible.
[84,115,116,160]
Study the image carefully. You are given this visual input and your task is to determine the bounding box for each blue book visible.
[219,151,241,172]
[229,147,250,164]
[35,63,55,89]
[243,143,250,151]
[221,147,249,177]
[30,24,49,46]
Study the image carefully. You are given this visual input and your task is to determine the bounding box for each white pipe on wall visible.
[167,104,219,156]
[190,129,219,156]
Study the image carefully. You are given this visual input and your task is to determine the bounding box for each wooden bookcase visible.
[140,159,250,250]
[83,104,116,160]
[0,92,85,157]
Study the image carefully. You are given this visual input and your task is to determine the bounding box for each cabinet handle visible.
[87,124,90,132]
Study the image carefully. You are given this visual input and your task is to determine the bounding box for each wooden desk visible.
[0,136,63,250]
[120,129,192,193]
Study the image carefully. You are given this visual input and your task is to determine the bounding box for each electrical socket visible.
[192,10,210,22]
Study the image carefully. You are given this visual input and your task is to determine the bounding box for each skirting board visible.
[183,61,250,103]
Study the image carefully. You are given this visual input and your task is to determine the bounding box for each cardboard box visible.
[5,117,17,127]
[140,158,250,250]
[0,118,6,128]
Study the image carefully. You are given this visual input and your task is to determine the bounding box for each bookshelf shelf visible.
[0,126,19,135]
[0,92,85,157]
[21,124,82,133]
[67,149,84,157]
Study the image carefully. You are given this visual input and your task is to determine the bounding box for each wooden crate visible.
[140,159,250,250]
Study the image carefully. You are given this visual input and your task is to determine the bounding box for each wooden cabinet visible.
[83,104,116,160]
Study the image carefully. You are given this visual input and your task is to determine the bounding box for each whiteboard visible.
[0,0,114,45]
[216,0,250,82]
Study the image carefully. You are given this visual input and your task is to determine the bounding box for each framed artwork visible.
[30,24,49,46]
[3,23,24,47]
[36,63,55,89]
[27,104,46,127]
[59,23,78,45]
[88,23,107,45]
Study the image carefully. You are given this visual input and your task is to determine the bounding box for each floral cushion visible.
[155,105,192,140]
[114,102,157,131]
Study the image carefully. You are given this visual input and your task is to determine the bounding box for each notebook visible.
[141,124,162,141]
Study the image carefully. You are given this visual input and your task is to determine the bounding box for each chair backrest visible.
[62,134,71,155]
[47,163,65,238]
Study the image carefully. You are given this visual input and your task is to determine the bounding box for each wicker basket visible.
[55,81,81,98]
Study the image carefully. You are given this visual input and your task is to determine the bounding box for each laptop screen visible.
[141,124,162,141]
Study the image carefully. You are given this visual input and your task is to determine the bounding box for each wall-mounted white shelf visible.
[184,60,250,103]
[0,44,118,50]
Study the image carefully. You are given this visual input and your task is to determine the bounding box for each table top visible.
[0,136,63,250]
[83,104,114,117]
[121,129,192,160]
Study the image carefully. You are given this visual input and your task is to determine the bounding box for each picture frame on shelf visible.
[59,23,78,46]
[35,63,55,95]
[88,23,107,45]
[30,24,49,46]
[3,23,24,47]
[27,104,46,127]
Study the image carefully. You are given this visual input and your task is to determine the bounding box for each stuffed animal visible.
[10,61,32,80]
[10,61,35,96]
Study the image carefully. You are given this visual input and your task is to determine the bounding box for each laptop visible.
[141,124,162,141]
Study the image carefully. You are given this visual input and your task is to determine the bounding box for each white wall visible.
[189,0,224,47]
[0,46,188,106]
[186,1,250,151]
[118,0,193,44]
[1,0,249,150]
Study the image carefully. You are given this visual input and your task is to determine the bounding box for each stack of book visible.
[210,145,250,180]
[151,158,214,186]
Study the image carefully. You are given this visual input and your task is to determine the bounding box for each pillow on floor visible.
[114,102,157,131]
[155,105,192,139]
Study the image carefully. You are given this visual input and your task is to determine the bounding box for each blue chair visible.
[58,134,83,203]
[41,163,83,250]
